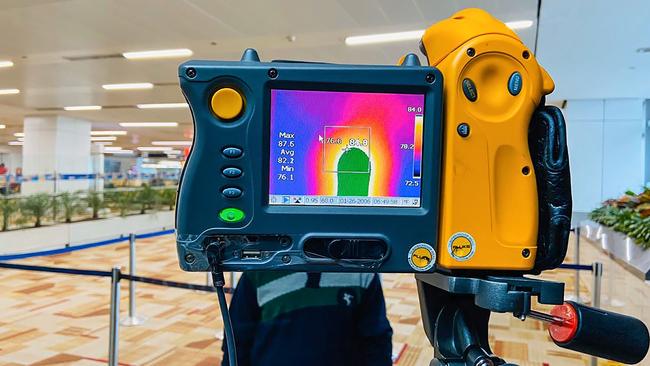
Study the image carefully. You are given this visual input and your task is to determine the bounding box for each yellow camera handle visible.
[420,9,555,270]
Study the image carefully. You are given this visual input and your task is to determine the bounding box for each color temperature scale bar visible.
[413,114,423,178]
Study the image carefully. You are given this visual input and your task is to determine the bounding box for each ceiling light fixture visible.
[345,30,424,46]
[8,141,23,146]
[505,20,534,30]
[137,146,173,151]
[345,19,533,46]
[119,122,178,127]
[64,105,102,111]
[14,132,23,137]
[102,83,154,90]
[136,102,189,109]
[123,48,193,60]
[91,130,127,136]
[0,61,13,68]
[0,89,20,95]
[16,137,23,142]
[106,149,134,154]
[104,146,124,151]
[90,136,117,141]
[0,124,5,129]
[151,140,192,146]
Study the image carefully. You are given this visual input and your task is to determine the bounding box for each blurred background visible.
[0,1,649,365]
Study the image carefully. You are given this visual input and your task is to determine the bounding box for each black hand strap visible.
[528,105,573,272]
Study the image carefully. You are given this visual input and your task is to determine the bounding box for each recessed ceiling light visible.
[94,142,113,145]
[14,132,23,137]
[137,146,173,151]
[106,149,134,154]
[136,103,189,109]
[119,122,178,127]
[123,48,193,60]
[104,146,124,151]
[16,137,23,142]
[64,105,102,111]
[91,130,127,136]
[151,140,192,146]
[345,30,424,46]
[505,20,534,30]
[0,61,13,68]
[0,88,20,95]
[102,83,154,90]
[0,124,5,129]
[8,141,23,146]
[90,136,117,141]
[345,20,533,46]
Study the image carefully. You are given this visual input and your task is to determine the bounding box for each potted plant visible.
[107,190,137,217]
[159,188,177,211]
[85,190,105,220]
[136,184,157,214]
[0,197,18,231]
[20,193,51,227]
[58,191,82,223]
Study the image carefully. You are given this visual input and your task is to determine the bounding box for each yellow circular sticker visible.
[408,243,436,271]
[447,232,476,261]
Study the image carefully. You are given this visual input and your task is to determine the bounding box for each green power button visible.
[219,208,245,223]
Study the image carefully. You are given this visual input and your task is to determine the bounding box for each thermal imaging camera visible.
[176,9,649,366]
[176,53,444,273]
[175,8,573,275]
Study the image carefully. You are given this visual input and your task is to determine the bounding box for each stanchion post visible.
[121,233,146,326]
[574,226,581,302]
[590,261,603,366]
[592,262,603,308]
[108,266,121,366]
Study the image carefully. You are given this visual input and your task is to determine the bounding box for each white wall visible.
[564,99,646,212]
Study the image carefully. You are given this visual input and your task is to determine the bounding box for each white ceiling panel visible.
[0,0,540,147]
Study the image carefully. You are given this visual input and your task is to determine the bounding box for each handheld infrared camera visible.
[175,8,571,275]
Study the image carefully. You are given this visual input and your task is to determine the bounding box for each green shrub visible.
[590,187,650,249]
[136,184,157,214]
[21,193,51,227]
[58,192,82,223]
[159,188,177,211]
[107,190,137,217]
[0,197,18,231]
[85,191,105,220]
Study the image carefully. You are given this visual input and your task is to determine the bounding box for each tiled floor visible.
[0,233,648,365]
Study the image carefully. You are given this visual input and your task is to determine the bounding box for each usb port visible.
[241,250,262,259]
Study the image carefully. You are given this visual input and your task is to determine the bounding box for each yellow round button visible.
[211,88,244,120]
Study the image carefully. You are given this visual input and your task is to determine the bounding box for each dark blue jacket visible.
[222,272,393,366]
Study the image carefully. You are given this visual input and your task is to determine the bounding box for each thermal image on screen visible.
[269,89,425,207]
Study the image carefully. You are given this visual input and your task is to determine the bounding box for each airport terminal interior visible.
[1,1,650,365]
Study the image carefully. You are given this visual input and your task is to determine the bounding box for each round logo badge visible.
[408,243,436,271]
[447,232,476,261]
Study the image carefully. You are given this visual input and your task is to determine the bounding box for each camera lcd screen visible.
[268,89,425,208]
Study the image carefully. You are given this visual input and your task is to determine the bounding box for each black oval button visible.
[222,167,242,178]
[462,78,478,102]
[222,146,242,158]
[508,72,523,96]
[222,187,242,198]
